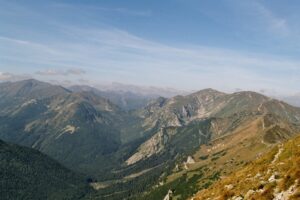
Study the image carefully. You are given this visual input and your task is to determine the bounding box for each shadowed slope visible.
[0,139,90,200]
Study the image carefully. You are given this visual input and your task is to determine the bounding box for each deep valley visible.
[1,79,300,199]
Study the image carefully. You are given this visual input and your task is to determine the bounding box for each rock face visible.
[224,184,234,190]
[186,156,195,164]
[183,156,196,170]
[126,129,166,165]
[163,190,173,200]
[231,196,243,200]
[244,190,255,199]
[273,181,298,200]
[136,89,227,129]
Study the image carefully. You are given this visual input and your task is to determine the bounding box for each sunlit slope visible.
[193,135,300,200]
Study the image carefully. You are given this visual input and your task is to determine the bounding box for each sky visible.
[1,0,300,95]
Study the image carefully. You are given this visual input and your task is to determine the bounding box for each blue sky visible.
[1,0,300,95]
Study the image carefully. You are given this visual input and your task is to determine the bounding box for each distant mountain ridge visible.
[93,82,187,97]
[69,85,154,110]
[1,79,300,199]
[280,94,300,107]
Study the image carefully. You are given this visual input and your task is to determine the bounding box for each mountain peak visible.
[0,79,70,99]
[188,88,226,99]
[200,88,222,93]
[11,78,51,88]
[19,78,45,84]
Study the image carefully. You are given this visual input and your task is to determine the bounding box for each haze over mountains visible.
[2,1,300,199]
[90,82,187,98]
[69,85,155,111]
[280,94,300,108]
[1,79,300,199]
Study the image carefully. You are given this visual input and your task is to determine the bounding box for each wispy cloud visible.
[0,72,31,82]
[52,3,152,17]
[1,0,300,94]
[0,36,31,45]
[0,36,61,55]
[91,7,151,17]
[1,26,300,94]
[250,1,290,36]
[36,68,86,76]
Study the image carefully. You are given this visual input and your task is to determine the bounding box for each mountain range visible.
[69,85,154,111]
[281,94,300,107]
[1,79,300,199]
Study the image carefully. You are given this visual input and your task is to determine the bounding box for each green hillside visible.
[0,139,90,200]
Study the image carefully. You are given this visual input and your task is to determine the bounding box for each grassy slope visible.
[194,135,300,200]
[141,114,300,200]
[139,117,268,199]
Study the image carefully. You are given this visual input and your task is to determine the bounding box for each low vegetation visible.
[193,135,300,200]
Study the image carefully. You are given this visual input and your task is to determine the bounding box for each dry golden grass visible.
[193,135,300,200]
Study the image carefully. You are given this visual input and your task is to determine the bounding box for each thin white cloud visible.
[247,1,290,36]
[0,36,61,55]
[66,68,86,75]
[93,7,151,17]
[1,27,300,94]
[0,72,31,82]
[36,69,62,76]
[52,3,151,17]
[57,26,300,70]
[0,36,31,45]
[36,68,86,76]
